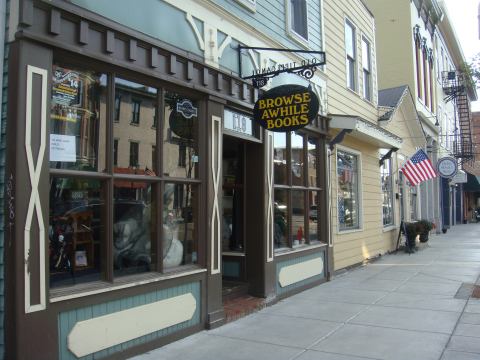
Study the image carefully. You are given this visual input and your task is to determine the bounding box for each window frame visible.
[285,0,310,47]
[48,60,205,292]
[361,35,372,101]
[336,145,362,233]
[131,98,141,125]
[345,18,357,92]
[234,0,256,12]
[273,131,326,252]
[380,156,395,228]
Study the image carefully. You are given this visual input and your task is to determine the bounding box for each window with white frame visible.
[380,156,394,227]
[287,0,309,42]
[337,149,360,230]
[234,0,256,12]
[345,20,356,91]
[362,36,372,101]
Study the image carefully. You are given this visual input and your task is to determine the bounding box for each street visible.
[132,223,480,360]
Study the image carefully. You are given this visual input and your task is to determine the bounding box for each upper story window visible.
[345,19,356,91]
[287,0,309,44]
[362,36,372,101]
[234,0,256,12]
[131,99,141,124]
[380,156,394,227]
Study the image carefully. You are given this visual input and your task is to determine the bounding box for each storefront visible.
[4,1,330,359]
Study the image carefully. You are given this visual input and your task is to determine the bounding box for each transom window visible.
[273,131,324,251]
[49,63,200,289]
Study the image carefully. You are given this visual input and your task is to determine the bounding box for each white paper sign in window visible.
[50,134,76,162]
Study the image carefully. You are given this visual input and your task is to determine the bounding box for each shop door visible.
[222,137,247,285]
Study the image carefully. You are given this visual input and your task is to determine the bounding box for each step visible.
[223,295,266,323]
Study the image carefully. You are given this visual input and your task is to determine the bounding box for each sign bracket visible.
[238,46,326,88]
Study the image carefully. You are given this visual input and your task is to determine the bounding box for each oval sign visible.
[436,157,458,178]
[253,84,319,132]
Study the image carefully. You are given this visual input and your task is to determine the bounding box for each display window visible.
[48,63,201,289]
[273,131,324,251]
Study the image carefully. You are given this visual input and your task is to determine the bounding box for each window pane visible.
[114,78,157,175]
[345,21,355,58]
[49,177,104,288]
[381,158,394,226]
[347,58,356,90]
[290,0,308,40]
[164,92,199,178]
[362,39,370,71]
[308,191,319,242]
[291,191,305,247]
[113,181,153,276]
[274,132,288,185]
[307,137,318,187]
[274,189,289,249]
[337,150,360,230]
[291,132,305,186]
[50,64,107,171]
[363,70,371,100]
[164,183,198,268]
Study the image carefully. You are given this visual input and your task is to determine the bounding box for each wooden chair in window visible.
[68,210,94,272]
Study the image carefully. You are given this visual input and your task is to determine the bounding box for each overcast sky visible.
[443,0,480,109]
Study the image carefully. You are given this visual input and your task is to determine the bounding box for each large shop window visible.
[337,149,360,231]
[380,156,394,227]
[273,132,324,251]
[49,63,200,289]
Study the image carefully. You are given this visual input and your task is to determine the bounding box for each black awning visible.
[464,173,480,192]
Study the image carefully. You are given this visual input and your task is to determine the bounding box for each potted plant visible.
[416,220,434,243]
[404,222,419,253]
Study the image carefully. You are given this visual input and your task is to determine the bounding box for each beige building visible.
[323,0,403,270]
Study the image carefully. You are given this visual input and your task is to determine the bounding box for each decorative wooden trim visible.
[210,115,222,274]
[79,20,89,45]
[203,68,209,86]
[266,132,274,262]
[129,39,137,61]
[278,257,324,287]
[106,30,115,54]
[49,9,61,35]
[150,47,158,68]
[24,65,48,313]
[169,54,177,75]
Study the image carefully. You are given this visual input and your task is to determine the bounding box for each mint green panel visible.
[57,282,201,360]
[276,251,325,296]
[70,0,203,56]
[222,260,241,278]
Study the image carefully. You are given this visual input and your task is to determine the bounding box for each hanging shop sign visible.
[253,84,319,132]
[224,109,254,137]
[436,157,458,178]
[451,171,467,184]
[238,46,326,88]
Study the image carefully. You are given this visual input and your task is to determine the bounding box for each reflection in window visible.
[274,132,287,185]
[114,139,119,166]
[307,137,318,187]
[362,37,372,101]
[129,141,139,167]
[337,150,360,230]
[291,132,304,186]
[131,100,141,124]
[274,189,289,249]
[114,78,157,174]
[410,185,418,221]
[164,92,198,178]
[50,64,107,172]
[113,182,153,276]
[49,178,104,288]
[114,95,121,122]
[164,183,197,268]
[308,191,319,242]
[381,156,394,227]
[291,191,305,247]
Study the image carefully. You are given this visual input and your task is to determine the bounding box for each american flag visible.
[400,149,437,186]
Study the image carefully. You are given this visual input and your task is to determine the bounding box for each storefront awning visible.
[329,115,403,148]
[464,173,480,192]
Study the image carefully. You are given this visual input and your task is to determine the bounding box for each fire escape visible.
[442,70,475,164]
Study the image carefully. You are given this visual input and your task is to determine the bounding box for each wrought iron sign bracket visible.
[379,147,399,167]
[329,129,352,151]
[238,46,326,88]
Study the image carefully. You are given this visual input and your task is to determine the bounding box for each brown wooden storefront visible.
[4,1,331,359]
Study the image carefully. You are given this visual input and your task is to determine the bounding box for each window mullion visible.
[105,73,115,282]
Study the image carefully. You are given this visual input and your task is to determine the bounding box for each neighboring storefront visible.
[4,1,330,359]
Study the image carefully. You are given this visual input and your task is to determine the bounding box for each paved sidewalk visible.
[131,224,480,360]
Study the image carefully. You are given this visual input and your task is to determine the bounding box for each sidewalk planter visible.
[417,220,434,243]
[405,222,419,253]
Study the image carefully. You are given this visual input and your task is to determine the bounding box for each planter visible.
[419,232,429,243]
